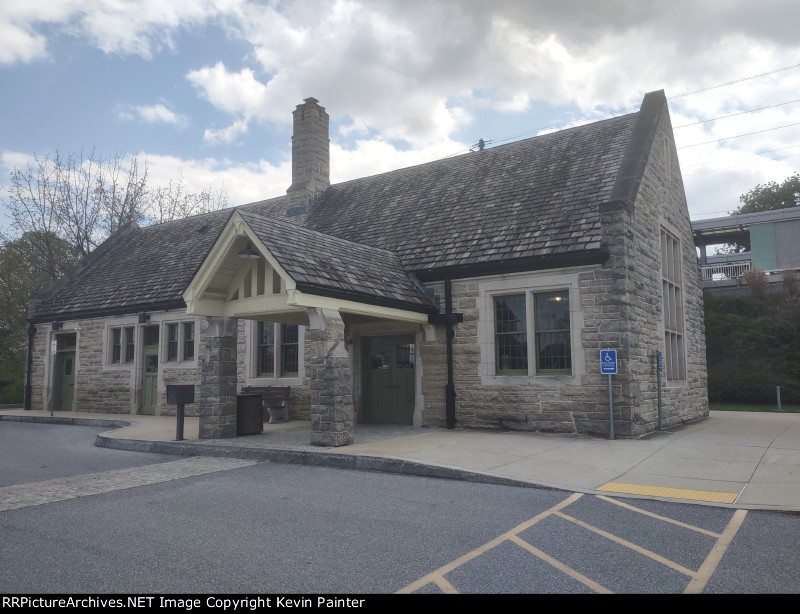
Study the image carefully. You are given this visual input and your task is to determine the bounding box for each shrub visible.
[782,268,799,295]
[705,295,800,405]
[742,267,767,298]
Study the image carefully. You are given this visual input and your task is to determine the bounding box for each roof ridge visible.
[322,112,639,190]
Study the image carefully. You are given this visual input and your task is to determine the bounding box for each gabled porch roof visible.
[183,210,436,324]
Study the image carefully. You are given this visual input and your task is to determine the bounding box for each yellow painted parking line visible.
[395,492,584,594]
[555,511,696,577]
[596,495,722,538]
[684,509,748,594]
[509,535,613,594]
[596,482,739,504]
[433,575,459,594]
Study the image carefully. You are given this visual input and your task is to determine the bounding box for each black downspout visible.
[24,320,36,410]
[444,279,456,429]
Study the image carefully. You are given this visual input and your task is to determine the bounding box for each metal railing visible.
[700,261,751,281]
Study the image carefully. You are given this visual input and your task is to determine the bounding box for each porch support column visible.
[306,308,353,447]
[199,316,238,439]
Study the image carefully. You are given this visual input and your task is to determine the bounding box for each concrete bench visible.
[240,386,291,424]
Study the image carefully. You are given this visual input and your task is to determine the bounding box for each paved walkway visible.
[2,408,799,512]
[0,457,256,511]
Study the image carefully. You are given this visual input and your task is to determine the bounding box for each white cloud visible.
[186,63,269,117]
[203,118,250,145]
[0,0,236,64]
[6,0,800,221]
[141,151,290,208]
[117,103,188,127]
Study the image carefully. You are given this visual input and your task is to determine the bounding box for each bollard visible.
[777,386,783,412]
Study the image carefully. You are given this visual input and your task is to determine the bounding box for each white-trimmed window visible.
[109,326,135,364]
[493,289,572,376]
[165,321,196,363]
[661,227,685,381]
[256,322,300,378]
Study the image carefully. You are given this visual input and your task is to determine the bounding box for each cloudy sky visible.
[1,0,799,226]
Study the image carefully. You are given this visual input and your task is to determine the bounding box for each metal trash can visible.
[237,393,263,436]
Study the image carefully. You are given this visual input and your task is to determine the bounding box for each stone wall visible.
[29,311,313,420]
[621,100,709,433]
[419,100,708,437]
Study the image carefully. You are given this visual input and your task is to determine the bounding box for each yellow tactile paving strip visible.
[397,492,748,594]
[596,482,739,504]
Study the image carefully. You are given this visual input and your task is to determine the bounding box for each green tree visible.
[719,172,800,253]
[735,172,800,215]
[0,233,79,403]
[0,149,229,404]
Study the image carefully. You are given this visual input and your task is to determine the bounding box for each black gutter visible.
[444,279,456,429]
[414,248,609,283]
[23,320,35,410]
[30,299,188,325]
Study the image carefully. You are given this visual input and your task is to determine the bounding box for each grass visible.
[710,403,800,413]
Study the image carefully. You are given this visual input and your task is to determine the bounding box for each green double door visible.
[53,333,76,411]
[54,352,75,411]
[362,335,415,425]
[141,326,159,415]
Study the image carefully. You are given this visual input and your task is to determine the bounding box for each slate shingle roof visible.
[32,110,639,321]
[302,113,635,273]
[237,210,433,312]
[35,210,232,318]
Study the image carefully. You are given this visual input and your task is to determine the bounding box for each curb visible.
[2,413,562,494]
[0,413,133,429]
[95,431,563,493]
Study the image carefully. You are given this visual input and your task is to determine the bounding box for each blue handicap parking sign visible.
[600,350,617,374]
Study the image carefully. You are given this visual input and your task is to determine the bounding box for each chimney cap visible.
[303,97,320,104]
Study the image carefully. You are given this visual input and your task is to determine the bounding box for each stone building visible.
[26,90,708,445]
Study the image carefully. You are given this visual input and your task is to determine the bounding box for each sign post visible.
[656,350,664,430]
[601,350,617,440]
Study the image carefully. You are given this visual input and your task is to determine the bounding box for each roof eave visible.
[412,248,610,282]
[293,281,437,315]
[30,299,187,325]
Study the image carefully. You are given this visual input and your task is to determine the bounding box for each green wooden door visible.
[362,335,415,424]
[55,351,75,411]
[141,327,159,415]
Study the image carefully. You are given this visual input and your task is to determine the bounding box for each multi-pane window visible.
[494,295,528,375]
[279,323,299,377]
[125,327,135,362]
[183,323,195,360]
[257,322,300,378]
[661,228,686,381]
[111,328,122,363]
[494,290,573,376]
[110,326,134,364]
[534,291,571,374]
[257,322,275,376]
[165,321,195,363]
[166,324,179,361]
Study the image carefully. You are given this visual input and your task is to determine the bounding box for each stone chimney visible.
[286,97,330,211]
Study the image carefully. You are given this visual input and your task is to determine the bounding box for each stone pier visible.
[305,308,353,446]
[199,316,238,439]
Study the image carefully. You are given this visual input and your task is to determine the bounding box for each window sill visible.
[246,375,304,387]
[162,361,198,369]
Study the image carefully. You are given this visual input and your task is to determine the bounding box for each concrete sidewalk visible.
[2,408,799,512]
